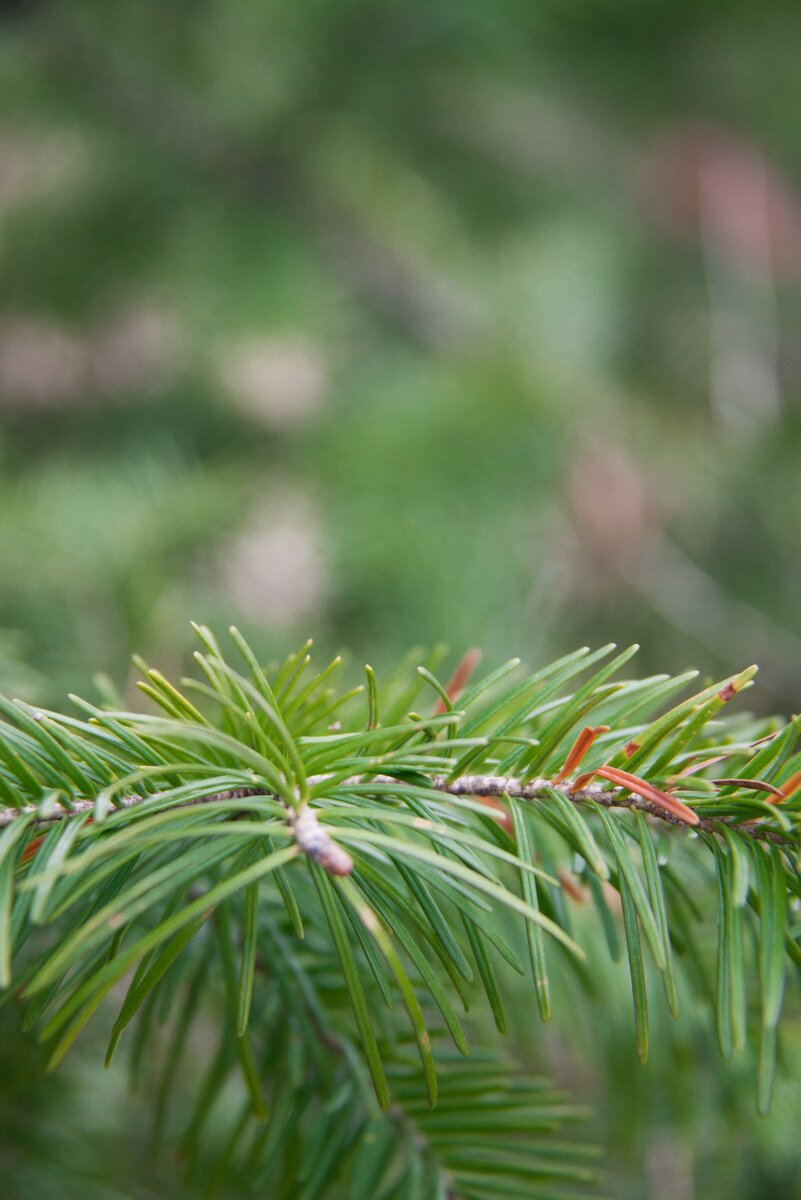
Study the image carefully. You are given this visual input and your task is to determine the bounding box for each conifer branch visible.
[0,620,799,1182]
[0,770,788,846]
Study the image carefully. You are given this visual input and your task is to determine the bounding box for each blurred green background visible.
[2,2,801,1197]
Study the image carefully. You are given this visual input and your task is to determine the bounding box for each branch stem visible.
[0,773,784,844]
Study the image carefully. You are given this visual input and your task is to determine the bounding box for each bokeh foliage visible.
[1,1,801,1197]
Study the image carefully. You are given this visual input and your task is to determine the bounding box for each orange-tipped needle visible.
[770,767,801,805]
[476,794,513,836]
[572,765,699,826]
[21,834,44,863]
[434,648,482,714]
[553,725,610,784]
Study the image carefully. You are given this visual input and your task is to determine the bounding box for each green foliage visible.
[1,625,801,1196]
[3,4,801,1195]
[4,0,801,718]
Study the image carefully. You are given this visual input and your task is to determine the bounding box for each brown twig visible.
[0,771,791,849]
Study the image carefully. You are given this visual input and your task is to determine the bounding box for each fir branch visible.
[1,621,799,1146]
[0,771,788,846]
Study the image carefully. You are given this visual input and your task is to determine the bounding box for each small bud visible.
[291,804,353,876]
